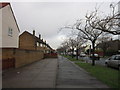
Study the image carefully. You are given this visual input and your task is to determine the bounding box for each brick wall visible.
[1,48,44,68]
[44,53,58,58]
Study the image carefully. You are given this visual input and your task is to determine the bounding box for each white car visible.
[90,54,100,60]
[80,53,86,57]
[105,55,120,70]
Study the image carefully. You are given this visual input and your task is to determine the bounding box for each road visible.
[79,56,108,66]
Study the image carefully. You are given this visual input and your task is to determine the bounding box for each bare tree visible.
[59,37,76,58]
[59,3,120,65]
[61,42,67,55]
[60,19,103,65]
[75,19,103,66]
[67,37,76,58]
[60,39,71,55]
[74,33,87,60]
[86,3,120,35]
[96,33,112,57]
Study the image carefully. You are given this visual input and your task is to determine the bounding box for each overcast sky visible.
[10,1,119,49]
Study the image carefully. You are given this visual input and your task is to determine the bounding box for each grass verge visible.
[62,55,119,88]
[75,62,120,88]
[62,55,84,62]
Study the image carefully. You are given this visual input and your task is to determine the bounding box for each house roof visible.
[0,3,20,32]
[0,3,9,8]
[20,31,43,42]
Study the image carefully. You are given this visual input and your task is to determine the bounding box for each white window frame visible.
[8,27,13,37]
[37,42,39,47]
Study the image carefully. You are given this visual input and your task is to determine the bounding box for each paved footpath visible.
[3,56,109,88]
[3,58,58,88]
[56,55,109,88]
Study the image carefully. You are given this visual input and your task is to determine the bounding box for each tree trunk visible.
[76,48,79,60]
[65,50,66,55]
[72,47,74,58]
[92,41,95,66]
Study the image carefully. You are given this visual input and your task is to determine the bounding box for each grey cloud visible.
[11,2,112,49]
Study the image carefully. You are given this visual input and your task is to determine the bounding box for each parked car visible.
[90,54,100,60]
[105,55,120,70]
[80,53,86,57]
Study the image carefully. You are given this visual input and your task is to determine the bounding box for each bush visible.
[106,49,118,56]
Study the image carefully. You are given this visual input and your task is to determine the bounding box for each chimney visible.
[39,34,41,39]
[45,40,46,43]
[33,30,35,36]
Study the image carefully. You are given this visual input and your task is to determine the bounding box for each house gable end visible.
[9,4,20,32]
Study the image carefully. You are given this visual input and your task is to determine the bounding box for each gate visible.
[2,58,15,70]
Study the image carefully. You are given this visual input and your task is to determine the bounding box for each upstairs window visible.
[37,42,39,46]
[8,28,13,37]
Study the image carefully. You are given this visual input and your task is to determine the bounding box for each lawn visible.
[75,62,120,89]
[63,55,84,62]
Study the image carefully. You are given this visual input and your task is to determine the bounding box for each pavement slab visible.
[2,58,58,88]
[56,56,109,88]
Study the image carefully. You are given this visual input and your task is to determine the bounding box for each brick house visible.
[0,3,20,69]
[96,39,120,56]
[19,30,53,53]
[0,3,20,48]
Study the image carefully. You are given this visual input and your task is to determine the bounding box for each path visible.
[56,55,109,88]
[3,56,109,88]
[3,58,58,88]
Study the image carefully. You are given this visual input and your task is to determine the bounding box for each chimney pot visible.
[39,34,41,39]
[33,30,35,36]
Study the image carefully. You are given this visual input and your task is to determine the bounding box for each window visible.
[110,56,116,60]
[8,28,13,37]
[40,43,42,47]
[37,42,39,46]
[114,56,120,60]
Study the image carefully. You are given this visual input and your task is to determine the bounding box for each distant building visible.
[19,30,53,53]
[0,3,20,48]
[96,39,120,55]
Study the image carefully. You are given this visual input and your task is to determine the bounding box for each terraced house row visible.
[0,3,56,70]
[19,30,53,53]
